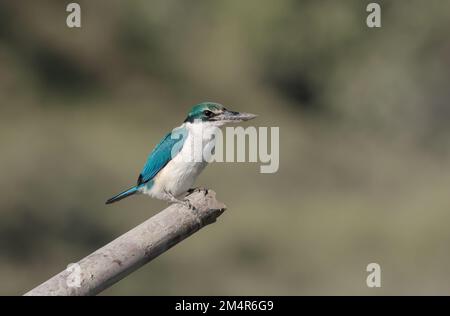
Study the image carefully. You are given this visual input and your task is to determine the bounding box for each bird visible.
[106,102,257,207]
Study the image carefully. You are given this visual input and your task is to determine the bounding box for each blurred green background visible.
[1,0,450,295]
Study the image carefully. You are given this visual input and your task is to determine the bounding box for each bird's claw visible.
[183,198,197,212]
[187,187,209,196]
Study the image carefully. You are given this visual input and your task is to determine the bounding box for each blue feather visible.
[105,126,187,204]
[105,186,139,204]
[138,126,187,185]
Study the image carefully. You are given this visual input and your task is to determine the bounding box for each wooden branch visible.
[24,189,226,296]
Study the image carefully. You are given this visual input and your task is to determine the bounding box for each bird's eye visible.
[204,110,213,117]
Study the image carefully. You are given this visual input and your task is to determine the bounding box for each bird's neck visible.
[184,121,221,140]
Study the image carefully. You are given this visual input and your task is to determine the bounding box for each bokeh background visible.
[1,0,450,295]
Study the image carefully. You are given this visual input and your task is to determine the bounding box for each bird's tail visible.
[106,186,139,204]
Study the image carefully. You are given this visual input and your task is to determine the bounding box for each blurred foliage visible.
[1,0,450,295]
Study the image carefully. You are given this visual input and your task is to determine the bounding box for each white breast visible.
[144,122,217,199]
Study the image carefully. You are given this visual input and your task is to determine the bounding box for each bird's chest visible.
[180,125,216,162]
[153,125,216,196]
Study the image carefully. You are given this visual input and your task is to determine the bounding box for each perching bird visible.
[106,102,256,206]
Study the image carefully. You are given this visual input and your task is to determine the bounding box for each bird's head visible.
[184,102,257,126]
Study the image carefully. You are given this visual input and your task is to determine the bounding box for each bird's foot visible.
[182,198,197,212]
[167,197,197,211]
[187,187,209,196]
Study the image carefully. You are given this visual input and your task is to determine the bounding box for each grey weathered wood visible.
[24,189,226,296]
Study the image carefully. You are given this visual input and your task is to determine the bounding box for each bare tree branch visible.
[24,189,226,296]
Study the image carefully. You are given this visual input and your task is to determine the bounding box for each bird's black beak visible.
[214,109,257,122]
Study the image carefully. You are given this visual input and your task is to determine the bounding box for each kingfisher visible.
[106,102,256,207]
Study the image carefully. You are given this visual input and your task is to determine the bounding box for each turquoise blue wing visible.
[138,126,187,185]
